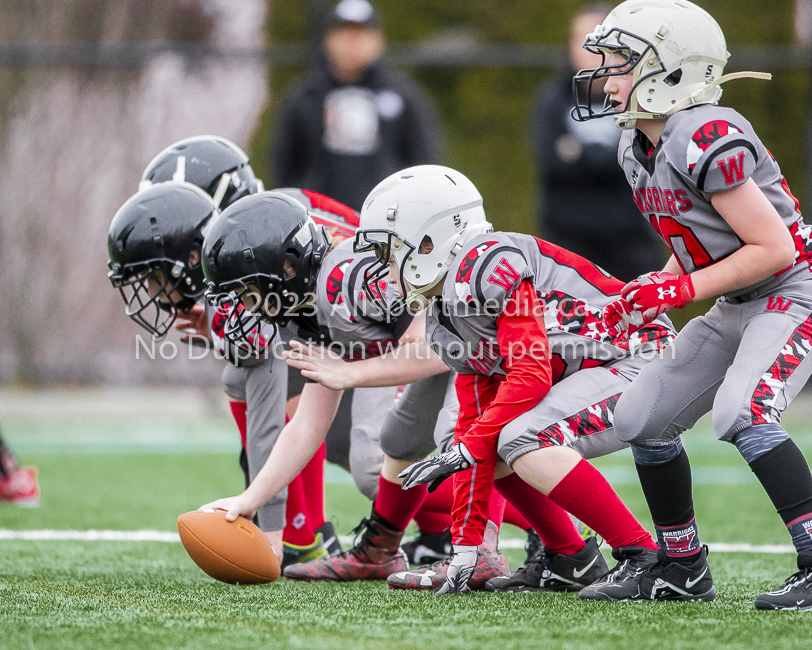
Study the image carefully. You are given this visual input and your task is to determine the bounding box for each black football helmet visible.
[108,182,217,338]
[140,136,264,210]
[202,191,331,344]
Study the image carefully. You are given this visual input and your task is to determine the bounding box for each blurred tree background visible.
[0,0,806,384]
[252,0,807,329]
[254,0,806,231]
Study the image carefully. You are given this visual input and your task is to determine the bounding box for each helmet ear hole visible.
[664,68,683,87]
[418,236,434,255]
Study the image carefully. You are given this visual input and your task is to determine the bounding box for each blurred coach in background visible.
[530,4,664,281]
[271,0,442,211]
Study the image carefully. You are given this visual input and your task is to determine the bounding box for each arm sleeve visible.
[458,280,553,462]
[678,118,757,194]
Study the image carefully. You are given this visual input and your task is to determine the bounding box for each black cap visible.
[329,0,381,29]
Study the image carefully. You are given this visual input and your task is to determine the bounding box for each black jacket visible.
[272,54,442,211]
[531,72,650,235]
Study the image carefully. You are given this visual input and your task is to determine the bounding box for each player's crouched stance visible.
[572,0,812,608]
[353,165,675,594]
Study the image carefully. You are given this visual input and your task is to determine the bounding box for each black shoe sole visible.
[579,586,717,602]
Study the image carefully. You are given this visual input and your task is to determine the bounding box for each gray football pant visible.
[347,386,399,500]
[614,277,812,445]
[497,353,651,467]
[379,371,459,462]
[221,355,287,532]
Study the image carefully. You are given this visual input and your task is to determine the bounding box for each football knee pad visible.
[630,438,684,467]
[732,423,789,464]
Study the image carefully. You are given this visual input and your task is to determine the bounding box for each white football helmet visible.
[355,165,493,314]
[572,0,770,129]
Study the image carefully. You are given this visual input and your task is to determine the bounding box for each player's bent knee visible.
[711,377,753,442]
[379,427,435,462]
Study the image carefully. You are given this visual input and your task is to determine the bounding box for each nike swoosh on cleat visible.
[573,556,599,579]
[685,568,708,589]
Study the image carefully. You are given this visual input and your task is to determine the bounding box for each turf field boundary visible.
[0,528,797,553]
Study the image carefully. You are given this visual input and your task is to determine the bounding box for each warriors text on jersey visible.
[619,104,812,296]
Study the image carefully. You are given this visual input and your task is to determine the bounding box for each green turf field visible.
[2,390,812,649]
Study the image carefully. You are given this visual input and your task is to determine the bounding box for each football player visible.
[109,137,352,562]
[198,190,519,590]
[294,164,673,594]
[0,430,39,506]
[571,0,812,608]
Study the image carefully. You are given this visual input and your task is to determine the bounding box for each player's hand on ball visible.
[435,546,477,595]
[283,341,351,391]
[199,495,258,523]
[621,271,695,319]
[602,298,646,338]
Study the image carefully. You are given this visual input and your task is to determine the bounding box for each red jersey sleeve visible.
[459,279,553,462]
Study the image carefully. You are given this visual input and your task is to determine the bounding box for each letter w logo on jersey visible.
[717,152,746,186]
[487,258,520,290]
[766,296,792,313]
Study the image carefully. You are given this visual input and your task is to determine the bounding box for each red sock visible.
[488,488,506,528]
[419,476,453,512]
[374,476,428,532]
[301,442,326,529]
[414,479,453,533]
[228,401,247,450]
[414,509,452,534]
[494,473,585,555]
[503,501,531,531]
[283,473,317,546]
[548,459,657,550]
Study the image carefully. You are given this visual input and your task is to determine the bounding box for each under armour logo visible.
[658,287,676,299]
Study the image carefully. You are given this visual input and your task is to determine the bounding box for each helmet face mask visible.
[354,229,416,318]
[108,257,200,338]
[107,183,216,339]
[572,27,666,129]
[205,282,278,355]
[570,0,738,130]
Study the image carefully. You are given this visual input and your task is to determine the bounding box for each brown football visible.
[177,509,281,584]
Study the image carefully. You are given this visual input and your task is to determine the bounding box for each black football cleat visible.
[486,536,607,593]
[402,530,452,565]
[524,529,543,566]
[316,521,342,557]
[755,552,812,610]
[579,545,716,602]
[398,443,474,492]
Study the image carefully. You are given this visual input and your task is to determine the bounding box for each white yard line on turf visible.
[0,529,797,553]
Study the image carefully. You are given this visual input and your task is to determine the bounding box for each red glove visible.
[602,298,645,338]
[621,272,695,321]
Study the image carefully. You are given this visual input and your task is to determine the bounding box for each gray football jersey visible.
[425,232,674,380]
[315,238,412,359]
[619,104,812,295]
